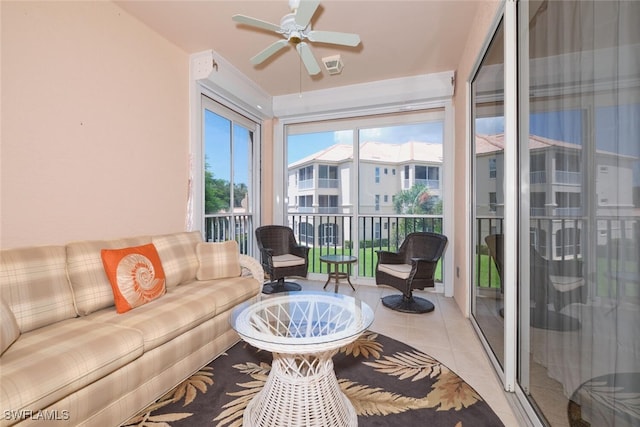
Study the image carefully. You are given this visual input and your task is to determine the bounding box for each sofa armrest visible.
[239,254,266,282]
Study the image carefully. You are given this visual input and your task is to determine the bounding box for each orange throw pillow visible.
[101,243,166,314]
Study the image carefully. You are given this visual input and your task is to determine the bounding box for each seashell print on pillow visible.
[101,243,166,313]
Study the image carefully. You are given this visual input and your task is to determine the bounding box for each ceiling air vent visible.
[322,55,344,75]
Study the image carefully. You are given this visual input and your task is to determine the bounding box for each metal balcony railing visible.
[287,213,444,279]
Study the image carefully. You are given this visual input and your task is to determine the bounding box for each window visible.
[319,223,338,245]
[298,195,313,212]
[489,192,497,212]
[201,96,257,251]
[299,222,314,246]
[319,165,338,188]
[285,110,447,277]
[489,158,497,178]
[298,166,314,189]
[318,195,338,213]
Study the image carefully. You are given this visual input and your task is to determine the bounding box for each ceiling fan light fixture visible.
[322,55,344,75]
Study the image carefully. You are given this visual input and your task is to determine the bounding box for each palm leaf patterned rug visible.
[123,332,504,427]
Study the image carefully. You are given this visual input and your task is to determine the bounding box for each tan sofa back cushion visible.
[0,245,77,332]
[152,231,202,288]
[67,236,151,315]
[1,297,20,354]
[196,241,242,280]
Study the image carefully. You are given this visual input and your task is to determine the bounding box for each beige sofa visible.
[0,231,263,426]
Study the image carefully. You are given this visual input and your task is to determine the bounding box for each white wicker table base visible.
[244,350,357,427]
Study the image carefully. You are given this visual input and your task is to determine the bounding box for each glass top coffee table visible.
[230,292,374,427]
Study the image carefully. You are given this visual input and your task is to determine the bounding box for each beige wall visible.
[452,1,501,315]
[1,1,189,248]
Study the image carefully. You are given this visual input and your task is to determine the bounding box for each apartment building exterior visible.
[287,141,443,247]
[476,133,638,261]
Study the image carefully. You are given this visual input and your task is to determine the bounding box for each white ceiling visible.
[115,0,481,97]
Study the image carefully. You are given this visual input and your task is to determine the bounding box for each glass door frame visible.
[467,0,520,397]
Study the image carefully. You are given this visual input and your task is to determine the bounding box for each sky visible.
[205,105,640,185]
[288,122,444,164]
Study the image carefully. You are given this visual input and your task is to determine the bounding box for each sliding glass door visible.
[519,2,640,426]
[471,2,639,425]
[201,95,258,253]
[471,18,506,371]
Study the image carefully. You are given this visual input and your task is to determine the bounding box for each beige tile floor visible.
[295,279,521,426]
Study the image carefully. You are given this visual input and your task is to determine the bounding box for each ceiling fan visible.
[232,0,361,76]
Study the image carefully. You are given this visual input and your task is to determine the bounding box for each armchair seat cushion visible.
[272,254,306,268]
[550,275,584,292]
[378,263,412,280]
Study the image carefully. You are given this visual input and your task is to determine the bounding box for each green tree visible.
[393,184,441,215]
[204,166,229,214]
[204,158,249,214]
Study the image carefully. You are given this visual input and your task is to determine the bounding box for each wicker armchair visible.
[530,246,585,330]
[375,232,448,313]
[255,225,309,294]
[487,233,584,330]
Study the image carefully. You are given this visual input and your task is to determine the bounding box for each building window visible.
[415,165,440,188]
[318,195,338,213]
[489,192,497,212]
[298,195,313,212]
[297,165,314,190]
[384,195,388,203]
[489,157,497,178]
[319,223,339,246]
[392,168,396,175]
[299,222,314,246]
[319,165,338,188]
[375,167,380,183]
[375,195,380,211]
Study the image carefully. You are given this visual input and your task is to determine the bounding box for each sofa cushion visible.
[152,231,202,288]
[67,236,151,315]
[192,276,262,314]
[0,245,77,332]
[101,243,167,314]
[196,241,241,280]
[86,276,260,351]
[0,318,143,416]
[0,297,20,355]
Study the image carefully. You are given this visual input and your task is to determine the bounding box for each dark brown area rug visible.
[123,332,504,427]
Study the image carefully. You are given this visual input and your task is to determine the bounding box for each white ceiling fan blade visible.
[250,40,290,65]
[307,30,361,47]
[294,0,320,28]
[232,14,282,33]
[296,42,321,75]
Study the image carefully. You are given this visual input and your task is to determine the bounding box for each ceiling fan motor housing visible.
[280,14,309,44]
